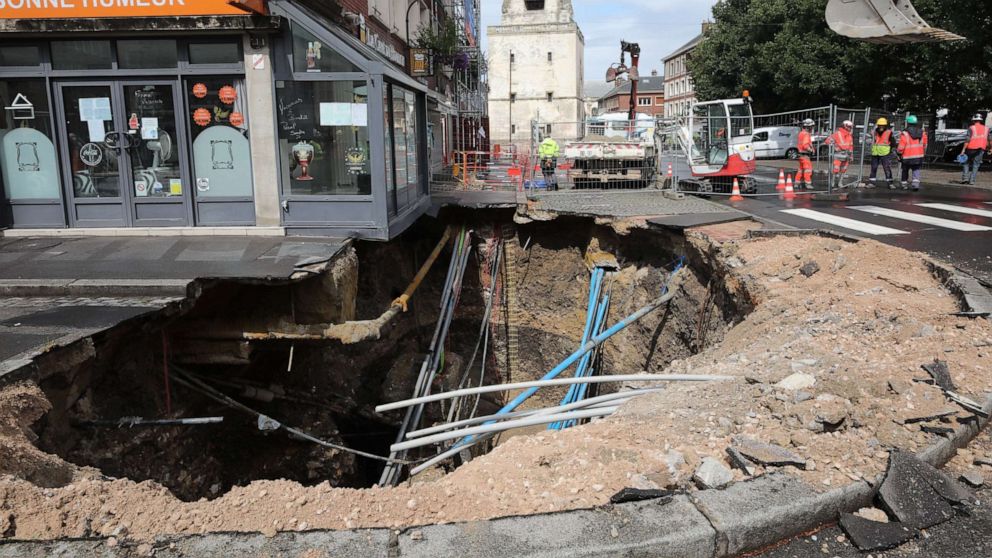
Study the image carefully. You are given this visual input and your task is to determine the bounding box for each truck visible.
[561,112,657,189]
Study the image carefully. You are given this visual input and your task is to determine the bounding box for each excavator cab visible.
[825,0,964,44]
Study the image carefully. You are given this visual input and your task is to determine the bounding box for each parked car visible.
[751,126,800,159]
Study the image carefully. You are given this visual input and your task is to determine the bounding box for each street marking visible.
[849,206,992,232]
[916,203,992,220]
[781,209,909,236]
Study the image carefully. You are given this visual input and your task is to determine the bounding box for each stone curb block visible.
[0,279,189,297]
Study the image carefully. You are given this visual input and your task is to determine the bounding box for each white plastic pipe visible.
[375,374,734,414]
[390,406,619,453]
[405,388,664,439]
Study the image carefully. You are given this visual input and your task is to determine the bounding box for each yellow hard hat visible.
[876,117,888,126]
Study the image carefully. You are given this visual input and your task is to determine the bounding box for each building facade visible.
[598,73,665,117]
[487,0,584,147]
[0,0,480,239]
[663,25,707,118]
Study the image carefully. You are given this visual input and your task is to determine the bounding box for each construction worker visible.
[538,136,560,191]
[897,115,928,192]
[958,114,989,185]
[866,117,898,189]
[826,120,855,189]
[796,119,815,190]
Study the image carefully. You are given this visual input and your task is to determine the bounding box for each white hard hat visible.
[973,114,984,121]
[843,120,854,127]
[802,118,815,127]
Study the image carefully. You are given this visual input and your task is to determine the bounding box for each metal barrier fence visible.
[430,146,533,193]
[525,119,662,194]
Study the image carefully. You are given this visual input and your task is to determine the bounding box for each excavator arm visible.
[825,0,964,44]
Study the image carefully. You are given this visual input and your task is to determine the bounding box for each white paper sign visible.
[319,102,352,126]
[351,103,368,127]
[141,117,159,140]
[87,119,105,143]
[79,97,111,122]
[252,53,265,70]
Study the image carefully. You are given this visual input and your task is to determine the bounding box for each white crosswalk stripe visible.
[781,209,909,236]
[849,206,992,232]
[916,203,992,219]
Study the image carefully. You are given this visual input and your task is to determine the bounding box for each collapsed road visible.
[0,211,990,557]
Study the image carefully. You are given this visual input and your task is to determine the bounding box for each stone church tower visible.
[487,0,585,147]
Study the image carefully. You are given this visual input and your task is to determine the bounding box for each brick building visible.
[597,73,665,117]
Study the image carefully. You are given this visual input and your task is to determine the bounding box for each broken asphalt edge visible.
[3,394,990,558]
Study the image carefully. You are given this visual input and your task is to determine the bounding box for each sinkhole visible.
[22,213,747,502]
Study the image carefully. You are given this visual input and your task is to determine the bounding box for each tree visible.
[688,0,992,121]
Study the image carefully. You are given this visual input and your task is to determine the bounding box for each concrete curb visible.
[0,279,190,297]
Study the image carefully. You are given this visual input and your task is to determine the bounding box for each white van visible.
[751,126,800,159]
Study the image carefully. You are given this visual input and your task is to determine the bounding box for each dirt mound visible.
[0,230,989,542]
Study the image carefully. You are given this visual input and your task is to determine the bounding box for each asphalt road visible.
[711,165,992,285]
[748,487,992,558]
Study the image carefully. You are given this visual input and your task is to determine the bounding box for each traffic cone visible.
[730,178,745,202]
[667,163,674,178]
[783,175,796,200]
[776,169,786,191]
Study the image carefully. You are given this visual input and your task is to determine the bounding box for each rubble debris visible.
[609,488,673,505]
[921,426,955,436]
[878,452,971,529]
[855,507,890,523]
[692,457,734,489]
[921,359,956,392]
[731,436,807,470]
[959,471,984,488]
[799,261,820,278]
[776,373,816,391]
[898,408,959,425]
[725,447,758,476]
[975,456,992,468]
[839,513,916,552]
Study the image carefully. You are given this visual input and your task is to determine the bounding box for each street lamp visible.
[882,93,892,113]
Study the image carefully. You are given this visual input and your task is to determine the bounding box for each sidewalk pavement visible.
[757,160,992,190]
[0,235,348,375]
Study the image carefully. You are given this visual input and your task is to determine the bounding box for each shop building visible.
[0,0,446,239]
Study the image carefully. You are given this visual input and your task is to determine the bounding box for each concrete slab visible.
[432,190,520,209]
[0,332,63,361]
[838,514,916,551]
[0,306,158,329]
[400,496,715,558]
[527,191,739,219]
[0,237,347,282]
[648,212,748,230]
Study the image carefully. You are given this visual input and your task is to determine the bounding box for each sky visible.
[480,0,719,89]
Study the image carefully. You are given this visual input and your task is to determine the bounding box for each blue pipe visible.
[488,278,680,422]
[558,291,612,429]
[549,269,604,429]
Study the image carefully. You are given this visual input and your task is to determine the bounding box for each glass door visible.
[120,82,190,226]
[56,81,190,227]
[57,83,128,227]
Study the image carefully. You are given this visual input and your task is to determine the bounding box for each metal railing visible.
[525,119,662,194]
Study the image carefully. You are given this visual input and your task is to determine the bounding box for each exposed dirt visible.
[0,224,990,543]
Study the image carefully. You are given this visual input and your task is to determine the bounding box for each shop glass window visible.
[185,78,253,198]
[383,86,395,195]
[188,41,242,65]
[51,41,112,71]
[276,80,371,196]
[117,40,178,69]
[0,79,61,201]
[391,86,419,196]
[0,45,42,67]
[291,24,361,73]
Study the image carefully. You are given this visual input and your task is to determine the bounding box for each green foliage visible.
[416,18,460,59]
[688,0,992,120]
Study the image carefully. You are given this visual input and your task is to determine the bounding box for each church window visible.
[525,0,545,10]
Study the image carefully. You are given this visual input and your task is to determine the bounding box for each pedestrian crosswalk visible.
[781,203,992,236]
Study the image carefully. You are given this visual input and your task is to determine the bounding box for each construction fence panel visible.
[430,144,533,193]
[751,106,835,190]
[526,119,661,194]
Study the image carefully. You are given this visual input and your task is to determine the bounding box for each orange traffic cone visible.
[776,169,786,191]
[783,175,796,200]
[730,178,745,201]
[667,163,674,178]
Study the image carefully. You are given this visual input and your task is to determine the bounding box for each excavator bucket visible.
[825,0,964,44]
